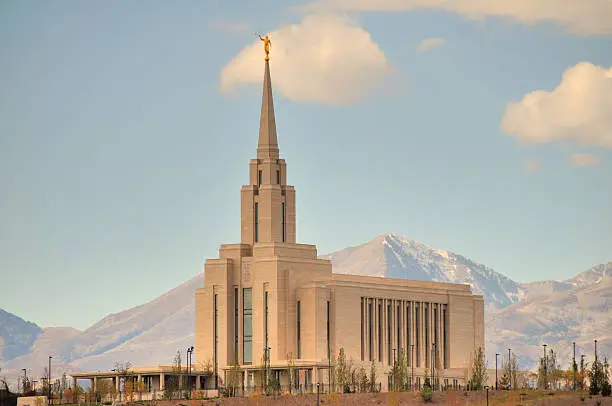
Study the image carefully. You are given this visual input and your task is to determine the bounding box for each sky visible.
[1,0,611,330]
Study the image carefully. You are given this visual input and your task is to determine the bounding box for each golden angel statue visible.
[258,34,272,61]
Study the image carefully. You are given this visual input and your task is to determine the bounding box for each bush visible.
[421,386,433,403]
[602,380,611,397]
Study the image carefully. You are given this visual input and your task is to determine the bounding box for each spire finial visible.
[258,34,272,61]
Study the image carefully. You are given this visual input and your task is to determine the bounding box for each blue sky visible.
[1,0,610,330]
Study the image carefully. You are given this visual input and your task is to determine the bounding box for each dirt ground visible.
[146,391,612,406]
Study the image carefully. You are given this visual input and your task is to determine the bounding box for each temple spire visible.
[257,59,279,159]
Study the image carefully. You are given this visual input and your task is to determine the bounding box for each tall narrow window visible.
[387,304,392,365]
[234,288,239,363]
[243,288,253,364]
[297,301,301,359]
[265,291,269,350]
[326,301,331,360]
[443,305,448,369]
[360,298,364,361]
[425,304,429,368]
[434,305,439,370]
[378,302,382,362]
[368,301,373,361]
[407,303,411,367]
[276,170,280,184]
[397,305,401,358]
[254,203,259,243]
[214,294,218,386]
[281,202,286,242]
[415,304,420,367]
[258,170,262,186]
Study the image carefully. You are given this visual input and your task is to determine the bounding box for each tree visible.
[114,361,132,401]
[468,347,487,390]
[164,351,182,399]
[287,352,296,394]
[390,349,408,391]
[357,366,368,393]
[588,357,610,396]
[601,358,611,397]
[226,357,241,397]
[369,361,378,392]
[335,348,350,393]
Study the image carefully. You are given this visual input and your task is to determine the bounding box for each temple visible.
[194,58,485,392]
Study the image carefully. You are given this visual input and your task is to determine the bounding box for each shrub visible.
[602,380,611,397]
[421,386,433,403]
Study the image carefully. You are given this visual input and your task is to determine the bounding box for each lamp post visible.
[48,356,52,404]
[187,346,194,394]
[507,349,511,390]
[572,342,576,391]
[543,344,547,390]
[410,344,415,391]
[495,353,500,391]
[594,339,598,363]
[22,369,27,394]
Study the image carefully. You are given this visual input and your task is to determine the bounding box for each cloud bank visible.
[500,62,612,149]
[219,13,393,106]
[300,0,612,36]
[416,37,445,52]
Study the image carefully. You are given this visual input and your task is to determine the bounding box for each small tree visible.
[601,358,611,397]
[287,352,296,393]
[368,361,378,392]
[357,366,368,393]
[226,357,241,397]
[468,347,487,390]
[335,348,349,393]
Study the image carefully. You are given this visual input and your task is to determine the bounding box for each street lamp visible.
[48,356,52,404]
[543,344,547,390]
[410,344,415,391]
[495,353,500,390]
[572,342,576,391]
[594,339,598,363]
[507,349,511,390]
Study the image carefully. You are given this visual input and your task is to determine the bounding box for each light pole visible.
[22,369,27,394]
[507,349,511,390]
[410,344,415,391]
[572,342,576,391]
[48,356,52,404]
[543,344,547,390]
[594,339,598,363]
[495,353,500,390]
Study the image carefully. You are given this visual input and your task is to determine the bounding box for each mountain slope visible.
[486,277,612,369]
[0,309,43,362]
[3,274,201,379]
[323,233,522,310]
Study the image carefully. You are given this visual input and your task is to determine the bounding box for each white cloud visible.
[500,62,612,149]
[569,153,600,167]
[523,158,542,173]
[416,37,445,52]
[219,13,393,106]
[299,0,612,36]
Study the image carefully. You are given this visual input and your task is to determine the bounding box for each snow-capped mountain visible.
[1,234,609,381]
[322,233,522,311]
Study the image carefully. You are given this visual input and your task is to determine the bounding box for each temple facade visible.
[195,59,485,393]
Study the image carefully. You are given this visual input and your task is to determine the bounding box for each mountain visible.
[322,233,522,311]
[1,233,609,379]
[1,274,200,381]
[0,309,43,362]
[486,277,612,369]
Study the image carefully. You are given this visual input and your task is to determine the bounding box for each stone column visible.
[159,373,165,391]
